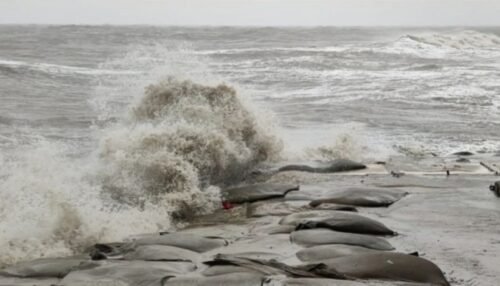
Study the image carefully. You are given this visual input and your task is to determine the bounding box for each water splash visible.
[0,44,282,265]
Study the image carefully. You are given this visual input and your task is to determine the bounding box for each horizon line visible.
[1,23,500,28]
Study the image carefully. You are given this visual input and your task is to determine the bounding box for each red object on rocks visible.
[222,201,234,210]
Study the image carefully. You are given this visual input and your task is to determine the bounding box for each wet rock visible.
[490,181,500,197]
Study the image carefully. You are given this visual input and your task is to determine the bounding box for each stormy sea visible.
[0,26,499,265]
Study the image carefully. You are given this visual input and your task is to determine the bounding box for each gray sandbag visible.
[310,188,408,208]
[308,252,450,285]
[163,272,266,286]
[296,244,382,262]
[290,229,394,250]
[278,159,366,173]
[292,212,396,236]
[131,232,228,252]
[0,257,100,278]
[222,183,299,204]
[60,261,195,286]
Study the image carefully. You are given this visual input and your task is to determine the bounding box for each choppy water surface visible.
[0,26,499,264]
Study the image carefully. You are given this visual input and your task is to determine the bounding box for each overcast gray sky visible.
[1,0,499,26]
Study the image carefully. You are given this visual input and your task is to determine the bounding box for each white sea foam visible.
[403,30,500,50]
[0,138,177,266]
[195,46,348,56]
[383,30,500,58]
[0,58,140,76]
[278,122,395,163]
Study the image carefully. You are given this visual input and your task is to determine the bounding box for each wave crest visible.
[402,30,500,50]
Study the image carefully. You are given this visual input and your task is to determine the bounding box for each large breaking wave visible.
[0,72,281,266]
[99,77,282,209]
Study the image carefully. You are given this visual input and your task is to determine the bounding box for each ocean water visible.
[1,26,500,265]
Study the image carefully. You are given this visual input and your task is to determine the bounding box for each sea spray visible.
[99,77,282,209]
[0,77,282,266]
[307,133,362,161]
[279,122,394,163]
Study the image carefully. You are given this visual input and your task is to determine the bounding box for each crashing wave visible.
[0,77,282,266]
[100,77,282,208]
